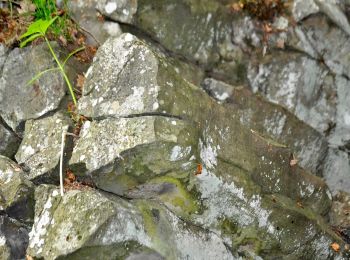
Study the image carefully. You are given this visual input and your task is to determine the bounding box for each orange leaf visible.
[331,242,340,252]
[195,163,202,175]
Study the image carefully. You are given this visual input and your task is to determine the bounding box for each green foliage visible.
[30,0,70,37]
[32,0,57,20]
[19,17,58,47]
[19,16,84,106]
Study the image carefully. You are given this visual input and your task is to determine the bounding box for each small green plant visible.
[19,17,84,105]
[32,0,57,20]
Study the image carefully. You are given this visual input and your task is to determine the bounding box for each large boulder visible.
[69,34,346,258]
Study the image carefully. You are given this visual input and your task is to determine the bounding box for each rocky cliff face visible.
[1,0,350,259]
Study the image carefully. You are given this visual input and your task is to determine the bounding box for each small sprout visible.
[20,17,85,106]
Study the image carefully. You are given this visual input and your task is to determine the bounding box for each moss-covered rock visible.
[69,34,348,258]
[27,185,232,259]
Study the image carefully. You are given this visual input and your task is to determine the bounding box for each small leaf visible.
[19,33,42,47]
[62,46,85,67]
[331,242,340,252]
[20,16,58,40]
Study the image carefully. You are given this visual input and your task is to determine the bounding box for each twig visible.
[59,129,67,197]
[59,131,78,197]
[69,16,101,46]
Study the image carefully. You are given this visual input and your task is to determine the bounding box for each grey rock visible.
[247,52,337,135]
[77,33,159,118]
[0,43,66,132]
[133,0,233,66]
[202,78,328,175]
[27,185,233,260]
[71,34,344,258]
[15,112,71,183]
[292,0,319,21]
[330,191,350,227]
[0,121,20,158]
[289,15,350,79]
[96,0,137,24]
[68,0,123,46]
[322,149,350,194]
[328,76,350,147]
[0,156,34,224]
[0,215,29,260]
[0,44,9,74]
[315,0,350,37]
[292,0,350,37]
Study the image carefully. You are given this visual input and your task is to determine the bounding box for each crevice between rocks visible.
[89,112,184,122]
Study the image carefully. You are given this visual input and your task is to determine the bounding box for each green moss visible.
[220,218,238,235]
[136,202,175,259]
[233,226,267,254]
[184,0,220,13]
[114,174,138,189]
[149,176,199,216]
[138,203,158,238]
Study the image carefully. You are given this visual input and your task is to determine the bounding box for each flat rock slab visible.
[202,78,328,175]
[0,156,34,225]
[15,112,71,183]
[0,43,66,132]
[247,52,337,135]
[27,185,232,260]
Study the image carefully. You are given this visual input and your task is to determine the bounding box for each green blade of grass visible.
[62,46,85,67]
[27,67,60,86]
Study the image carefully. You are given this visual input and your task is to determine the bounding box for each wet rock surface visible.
[3,0,350,258]
[201,78,328,175]
[65,34,346,258]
